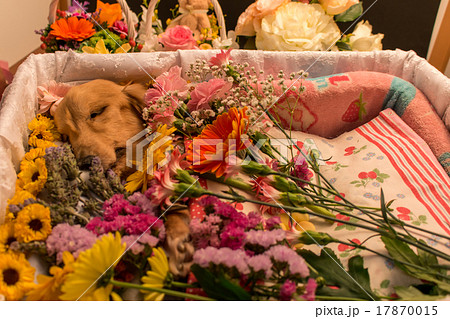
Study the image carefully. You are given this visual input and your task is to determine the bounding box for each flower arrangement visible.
[1,50,449,301]
[235,0,384,51]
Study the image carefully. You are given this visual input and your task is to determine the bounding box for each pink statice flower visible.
[301,278,317,301]
[280,280,297,301]
[247,254,273,279]
[265,245,309,277]
[209,48,232,67]
[245,229,285,249]
[37,81,71,115]
[187,78,232,112]
[247,211,264,229]
[46,223,97,264]
[190,214,221,249]
[291,155,313,188]
[265,216,281,230]
[111,20,128,36]
[193,247,250,275]
[220,225,246,250]
[122,233,159,255]
[159,25,198,51]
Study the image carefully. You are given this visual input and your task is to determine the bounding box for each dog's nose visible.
[79,155,96,170]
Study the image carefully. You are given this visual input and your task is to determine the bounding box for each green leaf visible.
[336,40,352,51]
[191,265,251,300]
[418,215,427,222]
[412,221,421,226]
[355,184,362,187]
[395,286,445,301]
[299,248,378,300]
[350,181,359,184]
[376,177,383,183]
[335,3,363,22]
[380,279,390,289]
[346,225,356,231]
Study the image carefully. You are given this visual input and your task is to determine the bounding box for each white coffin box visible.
[0,49,449,221]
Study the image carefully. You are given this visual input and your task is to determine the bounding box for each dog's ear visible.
[122,82,146,114]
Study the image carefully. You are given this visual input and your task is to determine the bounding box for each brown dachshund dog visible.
[54,79,193,276]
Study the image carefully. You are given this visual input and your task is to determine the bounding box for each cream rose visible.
[319,0,359,16]
[255,3,341,51]
[349,21,384,51]
[235,0,290,36]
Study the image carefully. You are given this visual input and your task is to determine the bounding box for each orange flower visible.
[187,107,249,178]
[50,17,95,41]
[96,0,122,27]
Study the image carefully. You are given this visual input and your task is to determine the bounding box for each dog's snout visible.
[79,155,96,170]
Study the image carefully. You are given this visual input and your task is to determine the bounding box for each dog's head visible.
[54,79,146,173]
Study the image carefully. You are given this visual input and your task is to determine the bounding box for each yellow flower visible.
[60,233,125,301]
[140,247,169,301]
[82,39,131,54]
[0,252,36,300]
[125,125,176,193]
[0,223,17,253]
[23,148,46,163]
[14,203,52,243]
[199,43,213,50]
[27,114,60,145]
[31,139,57,149]
[4,190,35,222]
[27,251,75,301]
[16,158,47,195]
[280,213,315,249]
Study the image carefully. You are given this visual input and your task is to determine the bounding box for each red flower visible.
[358,172,368,179]
[336,213,350,226]
[368,171,377,179]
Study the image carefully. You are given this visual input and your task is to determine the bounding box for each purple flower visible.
[280,280,297,301]
[193,247,250,275]
[265,216,281,230]
[122,233,159,255]
[68,1,89,13]
[301,278,317,301]
[245,229,285,249]
[247,254,273,278]
[190,215,221,249]
[220,225,246,250]
[265,245,309,277]
[214,201,238,218]
[46,224,97,264]
[247,212,264,229]
[128,192,156,214]
[291,155,312,187]
[111,20,128,36]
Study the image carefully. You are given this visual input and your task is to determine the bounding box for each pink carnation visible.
[145,66,188,103]
[301,278,317,301]
[111,20,128,36]
[159,25,198,51]
[187,78,232,112]
[280,279,297,301]
[209,48,232,67]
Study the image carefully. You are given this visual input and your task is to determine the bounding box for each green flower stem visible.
[170,281,198,289]
[110,280,214,301]
[202,173,253,192]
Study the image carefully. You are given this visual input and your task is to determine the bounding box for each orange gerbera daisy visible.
[50,17,95,42]
[187,107,249,178]
[96,0,122,27]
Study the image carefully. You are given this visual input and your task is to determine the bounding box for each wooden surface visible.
[428,2,450,73]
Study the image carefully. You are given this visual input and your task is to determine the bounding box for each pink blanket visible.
[272,71,450,175]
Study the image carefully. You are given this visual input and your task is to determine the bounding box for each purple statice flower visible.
[122,233,159,255]
[245,229,285,249]
[193,247,250,275]
[247,254,273,279]
[227,210,249,229]
[265,216,281,230]
[247,212,264,229]
[46,223,97,264]
[190,215,221,249]
[128,192,155,215]
[199,196,220,207]
[291,155,312,188]
[102,194,141,220]
[280,280,297,301]
[220,225,246,250]
[265,245,309,277]
[68,1,89,13]
[214,201,238,218]
[301,278,317,301]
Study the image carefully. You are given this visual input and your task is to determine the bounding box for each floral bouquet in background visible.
[235,0,384,51]
[37,0,142,54]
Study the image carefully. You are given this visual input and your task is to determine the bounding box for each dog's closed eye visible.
[89,106,107,120]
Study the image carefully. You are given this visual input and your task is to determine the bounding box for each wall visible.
[0,0,50,66]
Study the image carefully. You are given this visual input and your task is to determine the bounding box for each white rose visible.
[349,21,384,51]
[256,3,341,51]
[319,0,359,16]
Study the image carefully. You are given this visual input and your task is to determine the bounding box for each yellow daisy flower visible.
[0,223,17,253]
[0,252,36,300]
[4,190,35,222]
[125,125,176,193]
[31,138,57,149]
[60,233,125,301]
[14,203,52,243]
[280,213,315,249]
[16,157,47,195]
[27,114,60,145]
[27,251,75,301]
[23,148,46,163]
[140,247,169,301]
